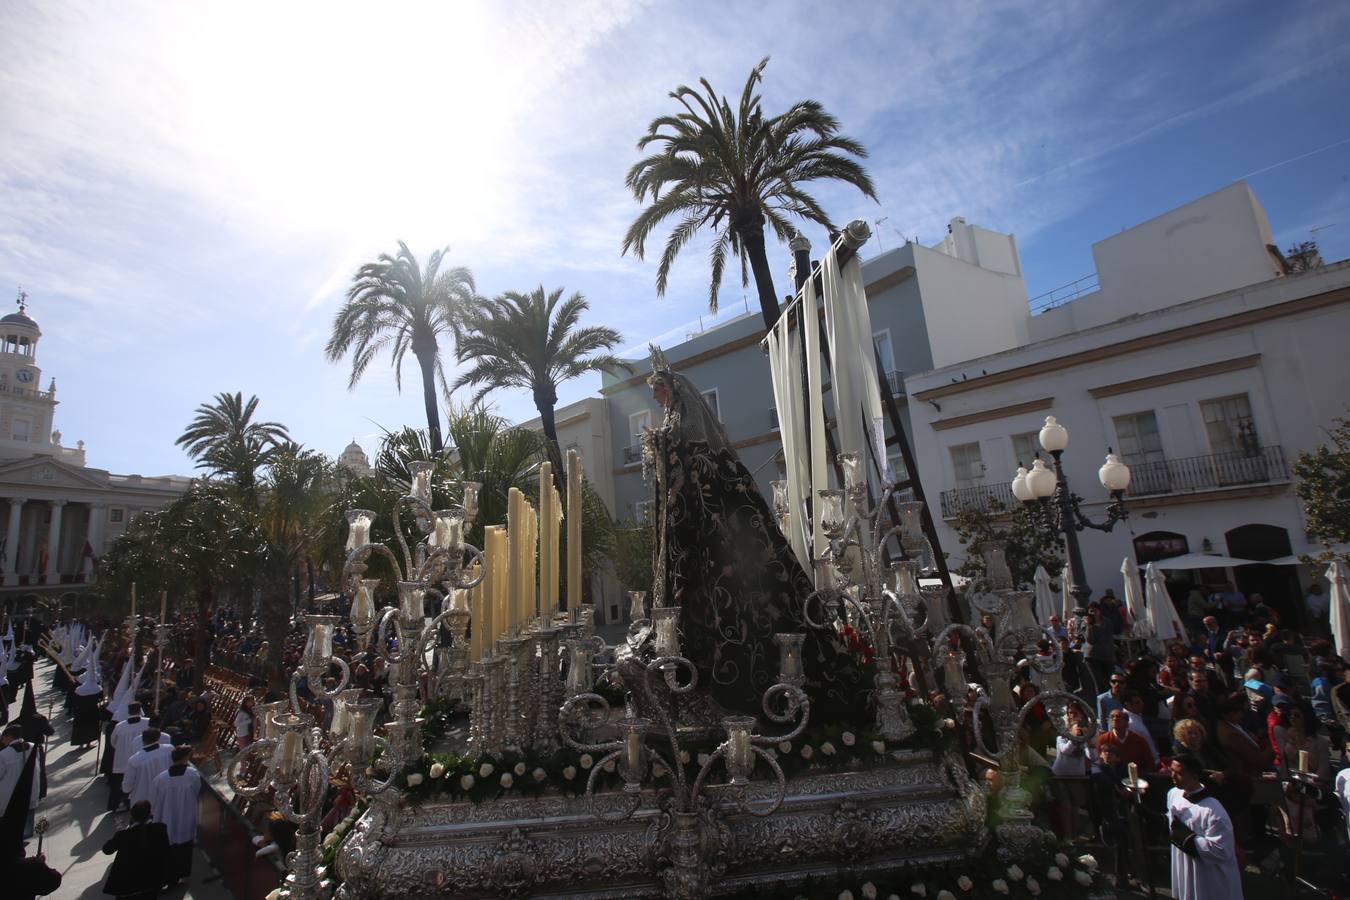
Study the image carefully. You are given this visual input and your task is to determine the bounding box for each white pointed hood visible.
[75,638,103,695]
[108,656,135,720]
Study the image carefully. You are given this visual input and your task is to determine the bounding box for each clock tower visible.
[0,289,58,461]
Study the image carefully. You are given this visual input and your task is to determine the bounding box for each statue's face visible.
[652,378,671,408]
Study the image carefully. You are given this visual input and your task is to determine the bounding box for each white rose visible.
[266,890,283,900]
[532,767,547,782]
[428,763,445,779]
[405,773,423,787]
[1025,877,1040,896]
[697,753,711,767]
[563,766,577,781]
[579,754,593,770]
[500,773,513,788]
[908,698,924,708]
[821,741,837,757]
[909,884,926,897]
[1054,853,1069,868]
[322,833,339,850]
[872,740,886,755]
[838,892,854,900]
[1073,871,1092,886]
[778,741,793,754]
[942,718,956,730]
[1046,867,1063,881]
[800,745,814,760]
[460,774,475,790]
[938,892,957,900]
[842,731,856,747]
[992,879,1008,894]
[678,750,691,764]
[513,762,527,776]
[861,882,877,900]
[479,762,494,778]
[603,759,617,773]
[1076,854,1098,871]
[956,876,973,892]
[1006,865,1023,881]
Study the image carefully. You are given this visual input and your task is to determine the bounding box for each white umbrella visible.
[1153,552,1259,570]
[1121,557,1149,640]
[1328,559,1350,661]
[1033,566,1056,625]
[1061,563,1076,620]
[1145,563,1186,652]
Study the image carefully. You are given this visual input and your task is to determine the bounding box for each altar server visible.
[108,703,149,812]
[122,729,173,810]
[149,746,200,885]
[1166,754,1243,900]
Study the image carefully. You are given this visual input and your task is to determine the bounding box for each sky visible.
[1,0,1348,478]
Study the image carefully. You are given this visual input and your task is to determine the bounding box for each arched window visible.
[1133,530,1189,565]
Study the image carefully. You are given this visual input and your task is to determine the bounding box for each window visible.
[1200,394,1259,456]
[701,388,721,421]
[1112,411,1165,466]
[949,442,985,490]
[10,418,29,442]
[1011,431,1040,468]
[633,500,654,525]
[628,410,651,447]
[110,508,125,524]
[873,330,896,373]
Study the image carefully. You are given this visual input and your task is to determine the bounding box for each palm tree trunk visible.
[737,217,783,330]
[533,388,565,493]
[414,347,444,453]
[194,584,213,692]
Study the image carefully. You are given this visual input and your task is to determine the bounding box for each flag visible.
[35,542,47,576]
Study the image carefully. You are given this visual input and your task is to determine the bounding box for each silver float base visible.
[335,750,987,898]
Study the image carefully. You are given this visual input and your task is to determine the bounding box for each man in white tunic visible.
[150,745,200,886]
[109,701,149,812]
[1166,753,1243,900]
[122,728,174,810]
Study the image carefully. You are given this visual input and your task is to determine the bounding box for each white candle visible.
[279,730,301,768]
[566,451,582,612]
[1298,749,1309,773]
[1127,761,1138,785]
[539,463,553,617]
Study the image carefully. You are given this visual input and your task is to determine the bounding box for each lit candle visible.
[279,729,301,769]
[837,452,863,492]
[508,489,523,633]
[540,462,552,618]
[493,527,508,641]
[469,583,483,662]
[1298,749,1309,774]
[1127,761,1138,786]
[566,450,582,612]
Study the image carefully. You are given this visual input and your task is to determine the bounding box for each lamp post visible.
[1010,416,1132,612]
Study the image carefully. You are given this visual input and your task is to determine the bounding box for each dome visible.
[0,311,39,334]
[344,440,364,453]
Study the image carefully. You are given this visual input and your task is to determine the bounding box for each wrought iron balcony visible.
[940,482,1017,518]
[1124,445,1289,498]
[623,444,643,465]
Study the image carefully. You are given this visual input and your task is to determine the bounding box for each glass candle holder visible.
[408,461,435,503]
[721,715,757,787]
[564,640,595,696]
[350,578,379,642]
[1006,591,1040,635]
[775,632,805,686]
[627,590,647,621]
[344,698,384,763]
[652,605,680,657]
[836,452,863,493]
[617,716,651,793]
[303,615,340,668]
[270,713,314,785]
[331,688,363,737]
[893,501,926,550]
[397,582,426,621]
[889,560,921,599]
[979,541,1014,590]
[345,509,374,552]
[817,489,847,538]
[257,700,289,740]
[770,480,789,516]
[461,481,481,523]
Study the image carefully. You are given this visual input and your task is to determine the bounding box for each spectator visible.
[1306,582,1330,637]
[1097,671,1127,725]
[1121,690,1161,767]
[1098,708,1153,770]
[234,697,256,751]
[1083,605,1117,694]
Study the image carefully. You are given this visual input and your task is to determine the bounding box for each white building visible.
[337,439,374,478]
[0,298,191,592]
[905,183,1348,622]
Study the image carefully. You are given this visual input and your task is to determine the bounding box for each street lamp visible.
[1010,416,1131,611]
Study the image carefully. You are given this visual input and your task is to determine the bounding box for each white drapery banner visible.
[766,325,811,573]
[821,250,890,482]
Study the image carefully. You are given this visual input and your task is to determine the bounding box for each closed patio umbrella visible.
[1061,563,1076,620]
[1146,563,1187,653]
[1121,557,1150,640]
[1328,559,1350,661]
[1033,566,1056,625]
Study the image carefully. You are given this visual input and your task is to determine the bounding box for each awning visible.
[1151,552,1261,570]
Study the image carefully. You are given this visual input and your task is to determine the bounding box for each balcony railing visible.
[623,444,643,465]
[940,482,1017,518]
[1125,445,1288,498]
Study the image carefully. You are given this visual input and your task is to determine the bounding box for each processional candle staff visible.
[567,449,582,615]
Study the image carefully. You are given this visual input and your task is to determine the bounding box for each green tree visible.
[613,522,656,597]
[1293,414,1350,560]
[951,501,1064,591]
[622,57,876,330]
[452,286,629,475]
[325,242,475,453]
[175,392,290,500]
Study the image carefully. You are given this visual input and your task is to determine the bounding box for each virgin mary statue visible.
[641,347,869,719]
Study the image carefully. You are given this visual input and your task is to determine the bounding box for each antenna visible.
[872,217,889,253]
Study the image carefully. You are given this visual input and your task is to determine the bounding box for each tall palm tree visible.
[622,57,877,330]
[175,391,290,499]
[452,286,629,473]
[325,241,475,453]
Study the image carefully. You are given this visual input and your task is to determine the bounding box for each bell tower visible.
[0,288,58,459]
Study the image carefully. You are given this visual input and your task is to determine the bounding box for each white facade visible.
[906,183,1348,621]
[0,301,191,591]
[337,440,374,477]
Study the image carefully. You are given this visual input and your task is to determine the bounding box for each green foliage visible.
[175,391,290,498]
[951,502,1064,591]
[1293,413,1350,560]
[613,522,656,595]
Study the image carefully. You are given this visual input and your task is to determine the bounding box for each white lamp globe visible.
[1098,453,1131,493]
[1010,466,1034,502]
[1025,458,1058,499]
[1038,416,1068,453]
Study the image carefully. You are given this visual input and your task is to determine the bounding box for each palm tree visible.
[452,286,629,473]
[176,392,290,499]
[325,242,475,453]
[622,57,877,330]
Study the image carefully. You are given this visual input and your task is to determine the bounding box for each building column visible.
[4,497,25,586]
[86,502,105,582]
[43,499,66,585]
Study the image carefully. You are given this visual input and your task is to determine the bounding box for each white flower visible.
[938,892,957,900]
[563,766,577,781]
[603,759,616,773]
[942,718,956,730]
[579,753,593,770]
[1006,865,1023,881]
[1046,867,1063,882]
[908,698,924,708]
[533,767,547,782]
[266,890,283,900]
[800,745,814,760]
[872,740,886,755]
[322,833,339,850]
[861,882,877,900]
[460,774,475,790]
[428,763,445,779]
[837,892,854,900]
[1073,870,1092,886]
[678,750,691,764]
[909,884,926,897]
[1025,877,1040,896]
[478,762,494,778]
[500,773,514,788]
[956,876,973,892]
[842,731,856,747]
[779,741,793,754]
[697,753,711,767]
[821,741,837,756]
[513,762,527,776]
[992,879,1008,894]
[1054,852,1069,868]
[405,773,423,787]
[1076,854,1098,871]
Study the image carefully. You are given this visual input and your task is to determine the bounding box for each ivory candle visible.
[549,483,561,619]
[539,462,553,617]
[469,583,483,661]
[508,489,523,632]
[279,730,301,769]
[494,528,509,641]
[1127,761,1138,785]
[1298,749,1309,773]
[566,450,582,612]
